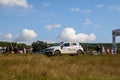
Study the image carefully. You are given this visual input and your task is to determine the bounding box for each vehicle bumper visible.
[44,50,54,56]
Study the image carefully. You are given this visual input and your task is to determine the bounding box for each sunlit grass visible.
[0,53,120,80]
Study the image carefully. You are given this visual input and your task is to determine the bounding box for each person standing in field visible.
[101,45,105,54]
[96,44,101,54]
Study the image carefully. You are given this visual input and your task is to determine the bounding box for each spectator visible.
[106,48,110,54]
[96,44,101,54]
[101,45,105,54]
[23,48,26,53]
[6,46,9,53]
[14,46,18,53]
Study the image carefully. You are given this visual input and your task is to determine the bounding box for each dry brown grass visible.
[0,54,120,80]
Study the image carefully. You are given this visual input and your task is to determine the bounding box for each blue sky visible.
[0,0,120,44]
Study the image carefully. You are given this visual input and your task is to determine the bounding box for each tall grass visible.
[0,54,120,80]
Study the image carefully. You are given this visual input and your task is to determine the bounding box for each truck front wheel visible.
[54,50,61,56]
[77,50,83,56]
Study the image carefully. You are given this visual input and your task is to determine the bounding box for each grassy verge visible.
[0,54,120,80]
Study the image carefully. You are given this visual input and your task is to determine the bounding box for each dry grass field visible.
[0,53,120,80]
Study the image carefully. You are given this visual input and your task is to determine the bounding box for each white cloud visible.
[58,28,96,42]
[16,29,37,41]
[109,6,120,12]
[0,29,37,44]
[0,0,32,8]
[4,33,13,39]
[70,8,92,14]
[70,8,80,12]
[82,9,92,14]
[95,4,103,8]
[83,18,93,26]
[0,33,13,41]
[83,18,100,28]
[42,2,50,7]
[46,24,61,30]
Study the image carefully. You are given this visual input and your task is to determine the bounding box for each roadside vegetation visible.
[1,40,120,53]
[0,53,120,80]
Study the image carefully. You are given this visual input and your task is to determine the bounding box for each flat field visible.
[0,54,120,80]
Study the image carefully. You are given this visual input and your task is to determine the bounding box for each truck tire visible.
[54,50,61,56]
[77,50,83,56]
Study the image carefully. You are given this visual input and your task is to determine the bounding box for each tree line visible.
[0,41,28,49]
[1,41,120,53]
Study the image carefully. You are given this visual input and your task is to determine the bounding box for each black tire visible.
[77,50,83,56]
[54,50,61,56]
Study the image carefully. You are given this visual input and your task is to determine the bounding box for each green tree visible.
[32,41,47,51]
[17,43,27,50]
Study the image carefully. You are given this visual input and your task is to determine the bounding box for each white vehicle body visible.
[45,42,84,56]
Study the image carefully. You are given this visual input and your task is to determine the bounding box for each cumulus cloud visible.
[0,33,13,41]
[46,24,61,30]
[95,4,103,8]
[16,29,37,41]
[0,0,32,8]
[58,28,96,42]
[4,33,13,39]
[70,8,80,12]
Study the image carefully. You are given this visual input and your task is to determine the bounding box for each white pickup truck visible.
[45,42,84,56]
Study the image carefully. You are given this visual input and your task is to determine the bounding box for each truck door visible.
[70,43,78,53]
[61,43,70,54]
